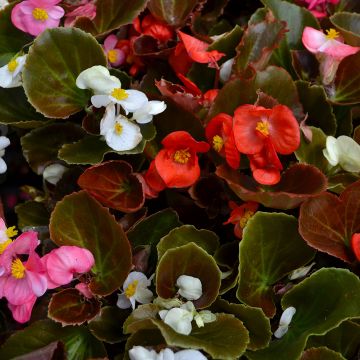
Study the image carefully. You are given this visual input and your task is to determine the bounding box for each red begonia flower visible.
[224,201,259,238]
[351,233,360,261]
[144,160,166,194]
[248,140,283,185]
[233,104,300,155]
[177,31,225,68]
[154,131,210,188]
[133,14,174,43]
[206,113,240,169]
[169,43,194,75]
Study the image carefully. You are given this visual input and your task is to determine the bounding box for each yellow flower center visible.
[111,88,129,101]
[326,28,340,40]
[7,60,18,73]
[255,120,269,137]
[239,210,255,229]
[108,50,118,63]
[0,239,12,255]
[32,8,48,21]
[11,258,26,279]
[173,149,191,164]
[6,226,18,239]
[212,135,224,152]
[114,122,123,135]
[125,280,139,298]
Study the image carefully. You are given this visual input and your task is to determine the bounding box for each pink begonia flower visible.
[0,231,47,307]
[302,27,360,85]
[0,218,17,255]
[64,1,96,27]
[42,245,94,289]
[75,282,93,298]
[301,0,339,18]
[11,0,65,37]
[103,34,126,67]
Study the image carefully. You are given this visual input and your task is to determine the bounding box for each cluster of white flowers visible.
[0,55,27,88]
[76,66,166,152]
[129,346,207,360]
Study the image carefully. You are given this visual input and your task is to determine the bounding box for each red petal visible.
[252,167,281,185]
[177,73,202,97]
[223,118,240,169]
[169,43,193,75]
[144,160,166,193]
[177,31,225,65]
[268,105,300,154]
[155,149,200,188]
[233,105,271,154]
[351,233,360,261]
[162,131,209,153]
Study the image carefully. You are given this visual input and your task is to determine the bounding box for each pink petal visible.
[108,49,125,66]
[11,5,31,34]
[8,231,39,255]
[26,271,47,297]
[0,276,6,298]
[45,246,94,287]
[48,6,65,20]
[8,295,37,323]
[4,276,33,305]
[104,34,118,51]
[320,40,360,60]
[302,27,327,54]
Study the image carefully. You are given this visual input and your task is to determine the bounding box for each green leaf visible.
[234,11,287,74]
[15,201,50,230]
[237,212,315,317]
[156,243,221,308]
[21,123,85,174]
[296,81,337,135]
[148,0,200,27]
[247,268,360,360]
[48,288,101,326]
[150,314,249,360]
[330,12,360,46]
[330,52,360,105]
[0,1,32,60]
[211,299,271,351]
[216,164,327,210]
[74,0,148,36]
[299,179,360,262]
[22,28,106,118]
[123,304,160,335]
[307,321,360,359]
[0,87,47,129]
[261,0,320,49]
[0,319,106,360]
[89,306,130,344]
[59,123,156,164]
[295,127,330,174]
[49,190,132,296]
[301,347,346,360]
[157,225,220,260]
[11,342,65,360]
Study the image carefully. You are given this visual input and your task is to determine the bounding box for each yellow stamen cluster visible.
[111,88,129,101]
[0,239,12,255]
[212,135,224,152]
[326,28,340,40]
[114,122,123,135]
[7,60,18,73]
[108,50,118,63]
[174,149,191,164]
[11,258,26,279]
[125,280,139,298]
[32,8,49,21]
[6,226,18,239]
[239,210,255,229]
[255,120,269,137]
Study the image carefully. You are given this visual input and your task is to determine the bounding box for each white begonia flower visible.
[219,57,234,83]
[129,346,207,360]
[0,136,10,174]
[0,0,8,10]
[323,136,360,172]
[131,100,167,124]
[43,164,67,185]
[117,271,154,310]
[76,65,148,114]
[176,275,203,301]
[274,306,296,339]
[0,55,27,88]
[100,104,143,151]
[288,262,315,280]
